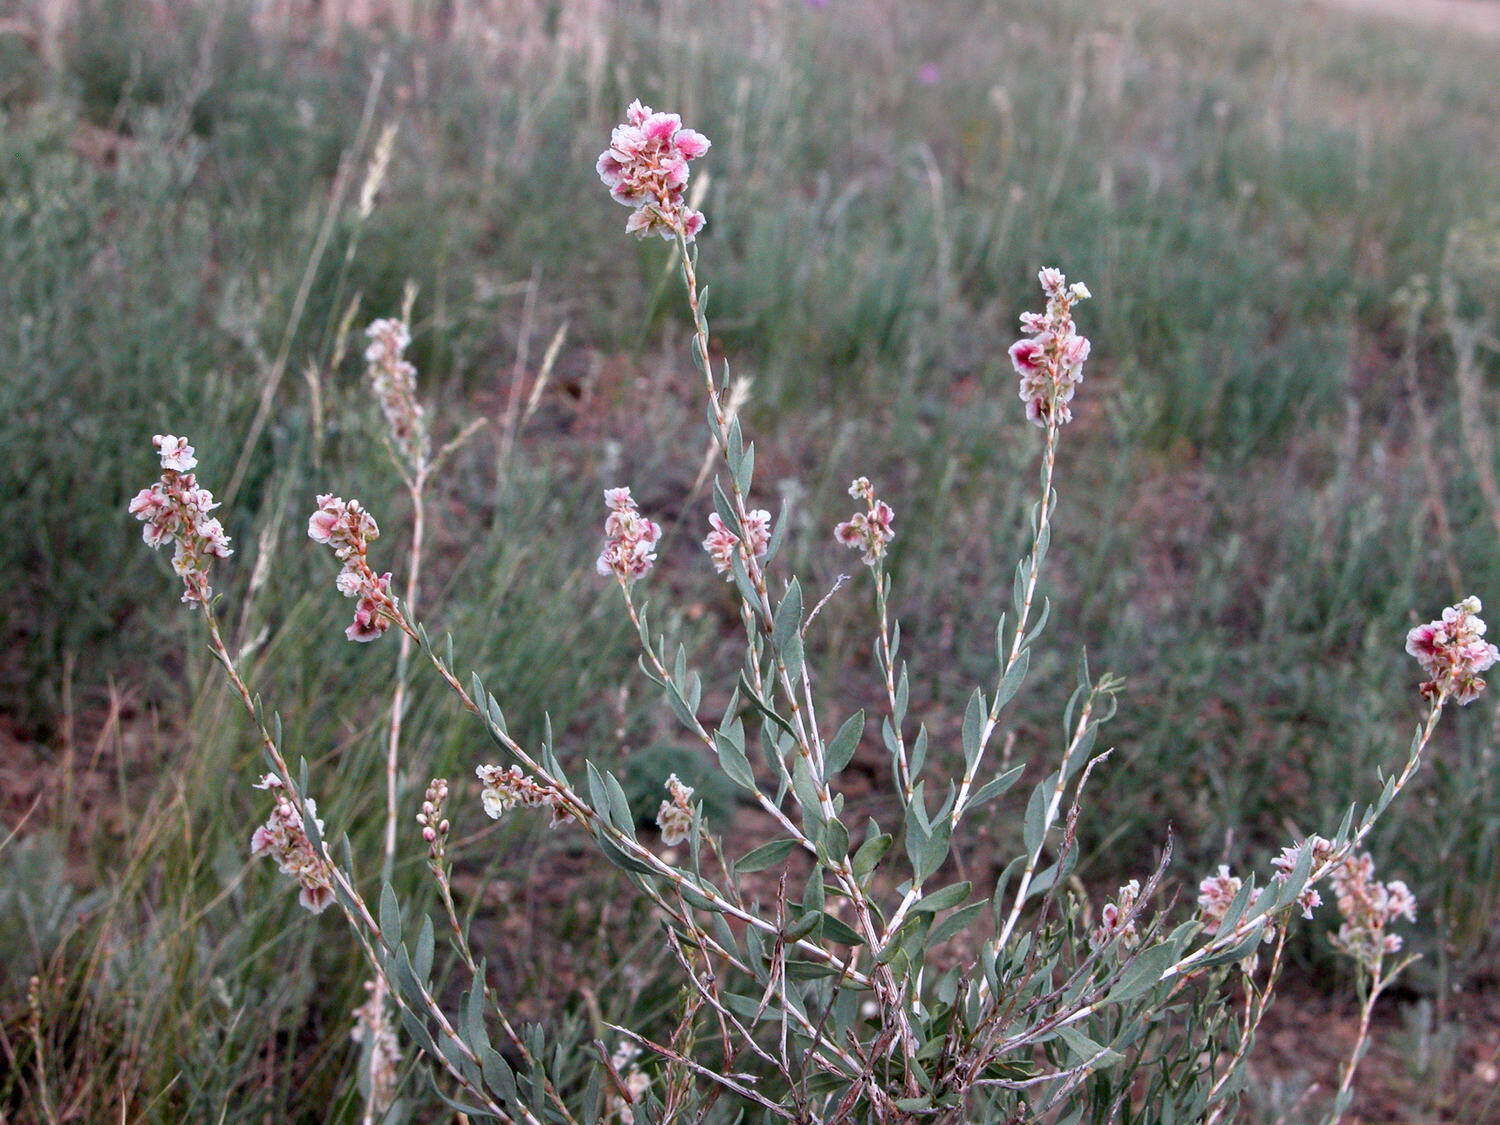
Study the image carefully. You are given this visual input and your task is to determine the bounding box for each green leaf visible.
[1056,1025,1122,1067]
[604,770,637,841]
[597,838,656,875]
[912,881,971,914]
[379,882,402,943]
[968,764,1025,808]
[916,817,953,883]
[785,912,821,941]
[996,647,1030,712]
[1105,941,1179,1003]
[1200,926,1267,967]
[818,914,866,946]
[819,818,850,865]
[1023,774,1055,855]
[733,443,755,496]
[851,833,892,881]
[413,914,434,982]
[480,1045,518,1103]
[713,727,758,792]
[929,901,986,946]
[791,754,826,831]
[773,580,805,680]
[737,837,798,872]
[802,865,825,914]
[825,710,865,777]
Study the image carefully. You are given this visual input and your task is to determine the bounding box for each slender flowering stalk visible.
[1008,268,1092,428]
[128,434,233,605]
[951,267,1092,837]
[308,494,399,642]
[596,487,663,581]
[364,317,430,472]
[596,109,923,1074]
[1326,853,1419,1123]
[475,763,575,828]
[351,977,401,1116]
[131,445,526,1122]
[834,477,895,566]
[356,313,438,1123]
[249,773,336,914]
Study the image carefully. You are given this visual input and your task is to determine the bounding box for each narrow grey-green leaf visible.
[737,837,798,872]
[825,710,865,777]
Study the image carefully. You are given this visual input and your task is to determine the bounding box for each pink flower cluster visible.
[1195,865,1243,936]
[249,774,335,914]
[1091,878,1142,950]
[597,487,662,582]
[1405,595,1498,705]
[416,776,450,856]
[597,100,711,242]
[1329,852,1416,969]
[1008,267,1092,428]
[364,317,429,470]
[703,509,771,579]
[350,978,401,1115]
[129,434,233,605]
[1270,837,1329,919]
[834,477,895,566]
[656,774,697,846]
[308,494,395,642]
[476,763,573,827]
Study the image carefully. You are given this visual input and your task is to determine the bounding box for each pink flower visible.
[1008,337,1046,375]
[1092,879,1143,949]
[250,786,334,915]
[1009,268,1092,429]
[476,763,573,825]
[346,572,393,643]
[656,773,697,846]
[1195,865,1242,935]
[702,509,771,578]
[308,494,379,559]
[153,434,197,472]
[1330,851,1417,968]
[1406,596,1498,704]
[129,436,231,605]
[835,479,895,567]
[1271,836,1334,918]
[308,495,396,642]
[308,501,340,544]
[673,128,711,160]
[597,101,712,243]
[597,487,662,582]
[363,316,428,470]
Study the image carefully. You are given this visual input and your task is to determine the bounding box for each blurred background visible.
[1,0,1499,1119]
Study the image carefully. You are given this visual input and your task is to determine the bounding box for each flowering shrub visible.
[131,103,1487,1123]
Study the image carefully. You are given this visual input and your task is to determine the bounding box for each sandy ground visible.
[1312,0,1500,36]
